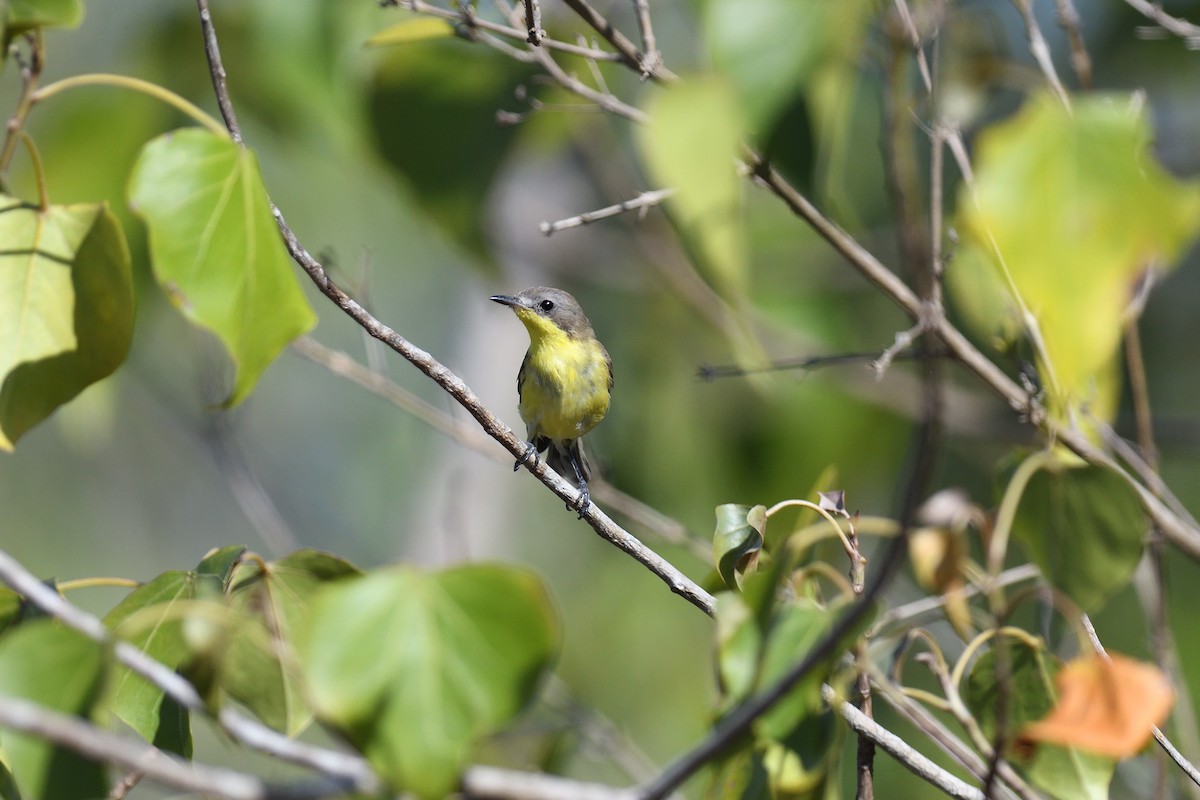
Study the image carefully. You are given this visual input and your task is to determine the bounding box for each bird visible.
[490,287,613,515]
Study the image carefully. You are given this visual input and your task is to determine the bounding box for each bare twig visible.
[0,695,342,800]
[463,765,637,800]
[1012,0,1072,108]
[540,188,674,235]
[559,0,676,81]
[1123,0,1200,44]
[1053,0,1093,88]
[107,770,144,800]
[872,564,1042,635]
[824,685,984,800]
[400,0,621,61]
[631,0,660,77]
[195,0,241,142]
[523,0,543,44]
[870,673,1037,800]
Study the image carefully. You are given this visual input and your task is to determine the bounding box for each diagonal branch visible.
[0,695,342,800]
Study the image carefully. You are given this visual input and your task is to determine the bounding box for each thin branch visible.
[559,0,676,82]
[463,765,638,800]
[1123,0,1200,43]
[540,188,674,235]
[1053,0,1093,88]
[872,564,1042,636]
[523,0,543,44]
[1012,0,1072,108]
[0,547,382,792]
[195,0,241,142]
[824,685,984,800]
[495,0,648,122]
[870,673,1037,800]
[0,695,342,800]
[631,0,660,78]
[399,0,622,61]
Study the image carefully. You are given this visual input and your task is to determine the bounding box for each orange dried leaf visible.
[1020,653,1173,758]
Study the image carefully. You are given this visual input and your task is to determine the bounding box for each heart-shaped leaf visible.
[0,198,132,449]
[300,563,559,799]
[950,93,1200,426]
[103,568,225,756]
[223,549,361,735]
[1011,455,1145,614]
[128,128,317,406]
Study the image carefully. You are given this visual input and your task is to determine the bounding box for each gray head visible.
[490,287,596,339]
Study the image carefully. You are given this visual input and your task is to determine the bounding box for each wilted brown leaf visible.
[1020,653,1173,758]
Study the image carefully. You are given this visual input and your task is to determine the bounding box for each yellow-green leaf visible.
[366,17,456,47]
[7,0,83,34]
[638,76,747,297]
[949,92,1200,426]
[128,129,317,407]
[0,199,133,450]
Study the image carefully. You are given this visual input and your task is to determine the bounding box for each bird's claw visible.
[513,441,538,472]
[570,484,591,518]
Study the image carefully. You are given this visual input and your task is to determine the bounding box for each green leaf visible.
[964,635,1114,800]
[7,0,83,33]
[1011,457,1145,614]
[370,43,531,261]
[300,563,559,799]
[0,589,20,637]
[103,570,223,751]
[0,622,106,800]
[715,591,761,703]
[949,92,1200,425]
[638,76,747,297]
[367,17,457,47]
[224,549,361,735]
[755,600,834,740]
[704,0,869,133]
[714,504,766,590]
[128,129,317,407]
[0,199,133,450]
[196,545,247,587]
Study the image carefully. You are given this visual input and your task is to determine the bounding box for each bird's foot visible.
[513,441,538,472]
[570,483,591,518]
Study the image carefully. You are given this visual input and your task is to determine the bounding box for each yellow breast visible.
[518,333,611,443]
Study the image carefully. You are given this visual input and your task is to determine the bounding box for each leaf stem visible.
[19,132,48,210]
[57,577,140,593]
[33,73,227,137]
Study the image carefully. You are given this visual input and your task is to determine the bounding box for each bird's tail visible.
[546,439,591,487]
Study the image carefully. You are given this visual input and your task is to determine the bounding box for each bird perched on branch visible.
[490,287,612,515]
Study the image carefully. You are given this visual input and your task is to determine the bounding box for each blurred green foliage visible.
[0,0,1198,798]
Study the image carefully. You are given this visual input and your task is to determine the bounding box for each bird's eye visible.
[539,299,555,312]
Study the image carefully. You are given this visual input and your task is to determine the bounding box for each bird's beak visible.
[490,294,523,309]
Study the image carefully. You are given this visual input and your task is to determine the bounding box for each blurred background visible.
[1,0,1199,796]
